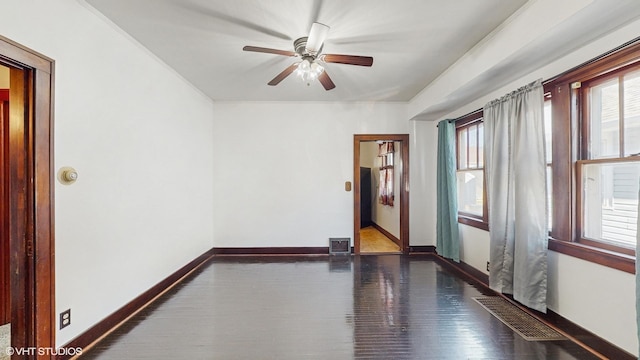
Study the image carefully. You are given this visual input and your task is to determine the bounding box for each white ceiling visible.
[83,0,527,102]
[84,0,640,114]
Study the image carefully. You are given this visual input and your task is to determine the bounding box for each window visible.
[546,41,640,272]
[577,66,640,251]
[451,41,640,272]
[378,142,395,206]
[455,111,488,230]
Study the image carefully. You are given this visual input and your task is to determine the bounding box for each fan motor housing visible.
[294,37,323,57]
[294,37,308,56]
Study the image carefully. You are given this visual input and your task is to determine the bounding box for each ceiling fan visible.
[243,22,373,90]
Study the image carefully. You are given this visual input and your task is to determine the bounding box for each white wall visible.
[459,224,491,274]
[0,0,215,347]
[548,251,636,354]
[360,142,378,169]
[450,20,640,356]
[211,102,435,248]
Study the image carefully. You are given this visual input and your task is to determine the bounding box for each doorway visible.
[0,35,55,357]
[353,134,409,254]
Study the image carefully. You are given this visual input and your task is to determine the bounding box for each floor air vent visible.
[473,297,566,341]
[329,238,351,255]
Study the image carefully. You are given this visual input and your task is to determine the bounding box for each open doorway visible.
[353,134,409,254]
[0,36,55,357]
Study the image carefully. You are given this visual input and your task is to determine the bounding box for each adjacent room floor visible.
[79,255,599,359]
[359,226,400,253]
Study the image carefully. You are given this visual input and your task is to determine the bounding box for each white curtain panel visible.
[484,79,548,313]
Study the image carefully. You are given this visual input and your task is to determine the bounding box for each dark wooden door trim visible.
[0,87,9,326]
[353,134,409,254]
[0,35,55,358]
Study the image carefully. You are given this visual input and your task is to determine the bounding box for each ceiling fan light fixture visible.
[310,62,324,74]
[297,59,311,72]
[296,59,324,83]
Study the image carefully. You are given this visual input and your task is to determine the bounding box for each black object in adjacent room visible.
[360,167,372,228]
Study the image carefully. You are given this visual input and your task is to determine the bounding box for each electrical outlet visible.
[60,309,71,329]
[486,261,490,272]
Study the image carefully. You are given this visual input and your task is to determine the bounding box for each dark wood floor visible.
[80,255,600,360]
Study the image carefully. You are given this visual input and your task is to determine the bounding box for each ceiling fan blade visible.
[306,22,330,54]
[243,46,296,57]
[268,64,298,86]
[318,71,336,91]
[321,54,373,67]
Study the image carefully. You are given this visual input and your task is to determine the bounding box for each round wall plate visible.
[57,166,78,185]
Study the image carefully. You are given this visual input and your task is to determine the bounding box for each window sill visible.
[548,238,636,274]
[455,219,635,274]
[458,215,489,231]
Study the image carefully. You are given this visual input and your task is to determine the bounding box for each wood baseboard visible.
[56,248,215,360]
[371,222,401,248]
[213,247,329,255]
[433,255,635,360]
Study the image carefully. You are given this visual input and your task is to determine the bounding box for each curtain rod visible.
[450,35,640,124]
[449,108,482,123]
